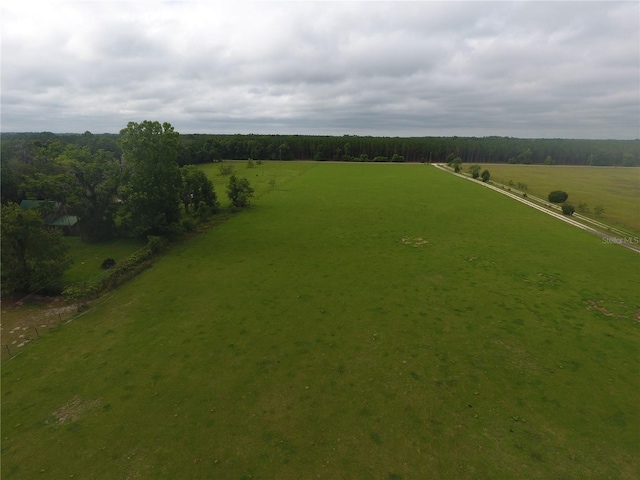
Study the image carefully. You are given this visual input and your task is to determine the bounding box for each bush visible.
[147,235,168,254]
[181,216,196,232]
[577,202,590,213]
[101,258,116,270]
[469,165,481,179]
[219,163,235,176]
[481,170,490,182]
[594,204,605,217]
[227,175,255,208]
[548,190,569,203]
[447,156,462,168]
[561,203,575,215]
[62,282,98,311]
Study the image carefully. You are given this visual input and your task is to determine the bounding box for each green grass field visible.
[2,163,638,479]
[62,237,147,285]
[485,164,640,236]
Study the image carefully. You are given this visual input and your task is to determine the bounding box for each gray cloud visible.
[1,1,638,138]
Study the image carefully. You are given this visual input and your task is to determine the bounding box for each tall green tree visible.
[1,203,72,294]
[119,121,182,238]
[57,145,121,240]
[227,175,254,208]
[180,165,218,214]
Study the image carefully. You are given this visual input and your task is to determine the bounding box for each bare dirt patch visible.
[400,236,428,247]
[586,300,634,320]
[51,396,102,424]
[1,294,76,357]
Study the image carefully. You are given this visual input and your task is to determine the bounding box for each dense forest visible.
[177,134,639,166]
[2,132,638,170]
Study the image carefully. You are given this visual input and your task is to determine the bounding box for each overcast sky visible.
[2,1,639,139]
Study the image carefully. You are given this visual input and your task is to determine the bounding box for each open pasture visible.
[2,163,638,479]
[486,164,640,236]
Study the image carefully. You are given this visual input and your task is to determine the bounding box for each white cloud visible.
[1,1,638,138]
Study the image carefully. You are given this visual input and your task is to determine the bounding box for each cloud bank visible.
[2,1,638,138]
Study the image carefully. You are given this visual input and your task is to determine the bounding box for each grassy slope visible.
[2,164,638,479]
[486,165,640,236]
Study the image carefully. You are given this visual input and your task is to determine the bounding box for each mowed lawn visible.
[2,163,638,479]
[486,164,640,236]
[62,237,147,285]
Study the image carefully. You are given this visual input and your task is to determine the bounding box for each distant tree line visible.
[175,134,638,166]
[3,132,638,169]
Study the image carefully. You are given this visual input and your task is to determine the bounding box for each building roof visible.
[19,199,59,210]
[18,200,78,227]
[48,215,78,227]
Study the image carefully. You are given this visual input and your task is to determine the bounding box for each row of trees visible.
[2,122,222,240]
[3,132,638,168]
[175,134,638,166]
[1,121,255,295]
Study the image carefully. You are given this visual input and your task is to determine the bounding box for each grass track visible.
[2,163,639,479]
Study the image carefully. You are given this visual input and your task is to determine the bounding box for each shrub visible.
[481,170,491,182]
[181,217,196,232]
[101,258,116,270]
[548,190,569,203]
[448,156,462,168]
[62,282,98,311]
[577,202,590,213]
[147,235,168,254]
[561,203,575,215]
[227,175,255,208]
[219,163,235,176]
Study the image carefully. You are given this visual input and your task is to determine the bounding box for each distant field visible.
[199,160,317,209]
[485,164,640,235]
[2,163,638,479]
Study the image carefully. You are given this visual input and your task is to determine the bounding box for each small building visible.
[19,200,79,234]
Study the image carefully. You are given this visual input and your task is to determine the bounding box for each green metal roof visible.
[48,215,78,227]
[18,200,77,227]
